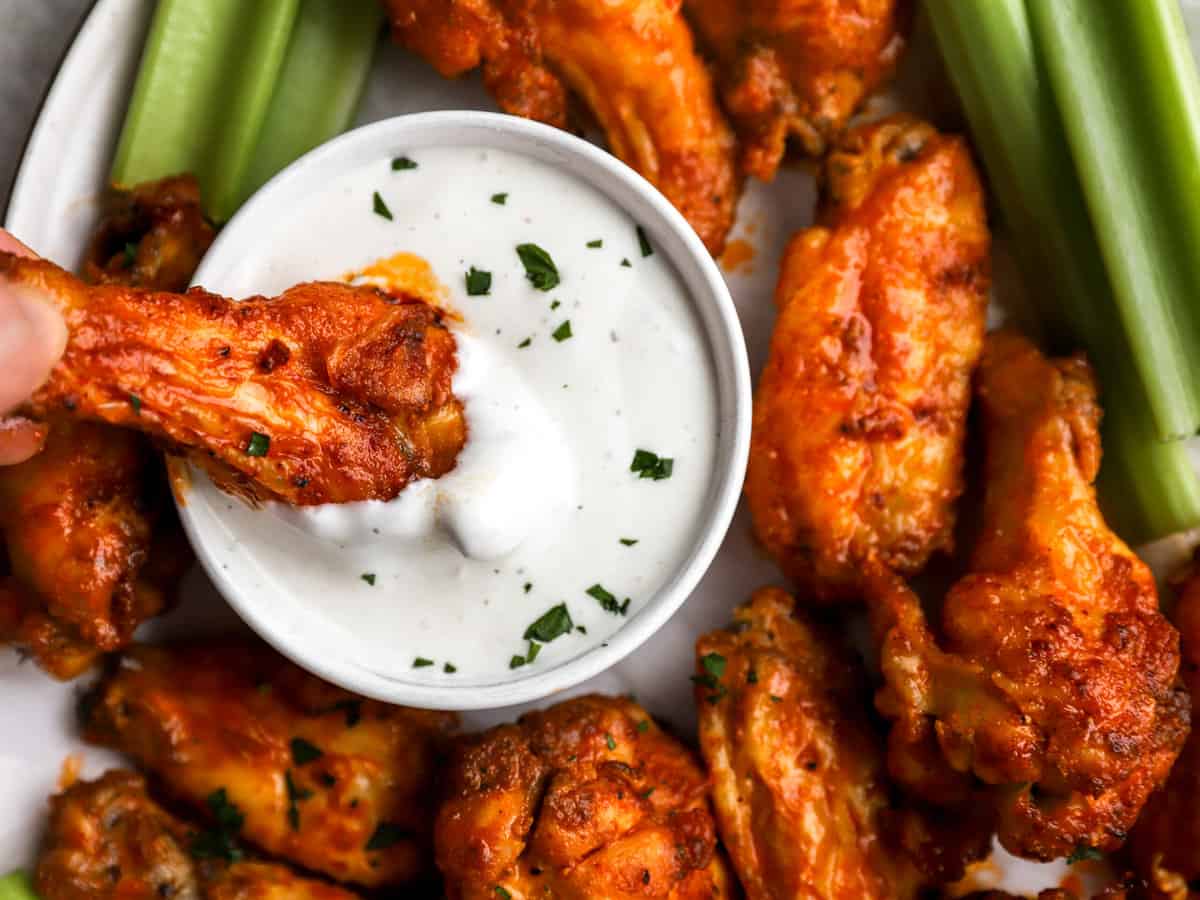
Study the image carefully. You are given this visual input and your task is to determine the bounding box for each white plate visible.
[6,0,1198,892]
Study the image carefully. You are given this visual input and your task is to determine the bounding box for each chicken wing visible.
[435,693,733,900]
[0,252,465,505]
[36,770,359,900]
[384,0,741,254]
[695,587,989,900]
[871,332,1188,861]
[745,116,989,601]
[685,0,909,178]
[81,641,458,888]
[0,421,187,679]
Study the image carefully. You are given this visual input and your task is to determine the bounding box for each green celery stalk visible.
[925,0,1200,542]
[110,0,302,222]
[1026,0,1200,443]
[237,0,383,210]
[0,872,38,900]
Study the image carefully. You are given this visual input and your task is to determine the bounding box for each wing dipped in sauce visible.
[745,116,989,601]
[0,251,465,506]
[382,0,741,255]
[81,641,458,889]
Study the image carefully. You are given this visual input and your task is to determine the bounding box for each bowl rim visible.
[183,110,751,710]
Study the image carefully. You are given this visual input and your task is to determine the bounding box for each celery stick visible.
[110,0,301,222]
[0,872,38,900]
[1027,0,1200,443]
[925,0,1200,542]
[237,0,383,209]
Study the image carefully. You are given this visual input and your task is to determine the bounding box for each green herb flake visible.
[365,822,408,851]
[636,225,653,257]
[491,193,508,205]
[587,584,625,615]
[747,669,758,684]
[637,720,650,733]
[630,449,673,480]
[701,652,727,680]
[285,769,313,831]
[495,888,513,900]
[360,573,376,586]
[466,266,492,296]
[551,320,573,342]
[524,582,533,594]
[605,732,617,750]
[517,337,532,348]
[123,241,138,268]
[550,299,561,310]
[524,603,574,642]
[526,641,542,664]
[129,394,142,414]
[335,700,361,728]
[516,243,560,291]
[619,538,638,546]
[413,657,435,668]
[509,654,527,669]
[1067,845,1104,864]
[290,737,324,766]
[576,625,588,634]
[621,258,632,268]
[444,662,458,674]
[587,239,603,248]
[641,787,655,799]
[391,156,418,170]
[372,191,393,220]
[245,432,270,457]
[189,788,244,862]
[769,695,783,703]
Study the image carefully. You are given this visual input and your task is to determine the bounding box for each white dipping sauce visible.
[197,146,718,683]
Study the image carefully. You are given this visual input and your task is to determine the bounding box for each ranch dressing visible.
[195,146,718,683]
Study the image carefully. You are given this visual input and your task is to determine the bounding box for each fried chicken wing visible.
[745,116,989,601]
[695,587,988,900]
[871,332,1188,861]
[82,642,458,888]
[435,693,733,900]
[384,0,741,254]
[36,770,359,900]
[0,421,187,679]
[685,0,909,178]
[0,252,465,505]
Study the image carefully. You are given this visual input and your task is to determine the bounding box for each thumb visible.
[0,279,68,413]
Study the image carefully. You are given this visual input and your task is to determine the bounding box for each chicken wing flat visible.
[384,0,741,254]
[695,587,989,900]
[745,116,989,601]
[0,252,465,505]
[435,694,734,900]
[82,642,458,888]
[684,0,909,178]
[37,770,359,900]
[871,332,1188,861]
[0,421,188,679]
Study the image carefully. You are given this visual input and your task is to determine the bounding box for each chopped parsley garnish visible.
[576,625,588,634]
[701,652,727,680]
[123,242,138,267]
[333,699,361,727]
[587,239,603,248]
[517,337,532,348]
[550,299,561,310]
[619,538,638,546]
[637,720,650,733]
[630,449,673,480]
[129,394,142,414]
[605,732,616,750]
[372,191,393,220]
[189,788,244,862]
[510,654,527,669]
[245,432,270,457]
[495,888,513,900]
[391,156,418,170]
[516,243,560,291]
[641,787,655,799]
[692,654,728,704]
[285,769,312,830]
[290,737,323,765]
[551,320,573,342]
[587,584,630,616]
[769,694,783,703]
[524,603,573,642]
[524,582,533,593]
[526,641,541,664]
[1067,845,1104,864]
[491,192,508,205]
[465,266,492,296]
[636,225,654,257]
[620,258,632,267]
[413,657,434,668]
[360,573,376,586]
[444,662,457,674]
[365,822,408,851]
[318,772,337,787]
[747,668,758,684]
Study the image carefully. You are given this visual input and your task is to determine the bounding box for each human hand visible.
[0,230,67,464]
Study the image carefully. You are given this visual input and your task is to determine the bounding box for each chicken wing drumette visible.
[383,0,741,254]
[695,588,989,900]
[745,116,989,601]
[37,770,358,900]
[81,641,458,888]
[871,332,1188,861]
[0,252,465,506]
[435,694,734,900]
[684,0,909,178]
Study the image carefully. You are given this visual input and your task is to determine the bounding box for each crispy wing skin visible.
[696,588,988,900]
[36,770,359,900]
[83,174,215,292]
[82,642,459,888]
[435,694,732,900]
[871,332,1188,861]
[745,117,989,601]
[685,0,909,178]
[384,0,741,254]
[0,421,188,679]
[0,252,465,505]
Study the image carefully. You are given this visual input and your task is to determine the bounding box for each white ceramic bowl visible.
[183,111,750,710]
